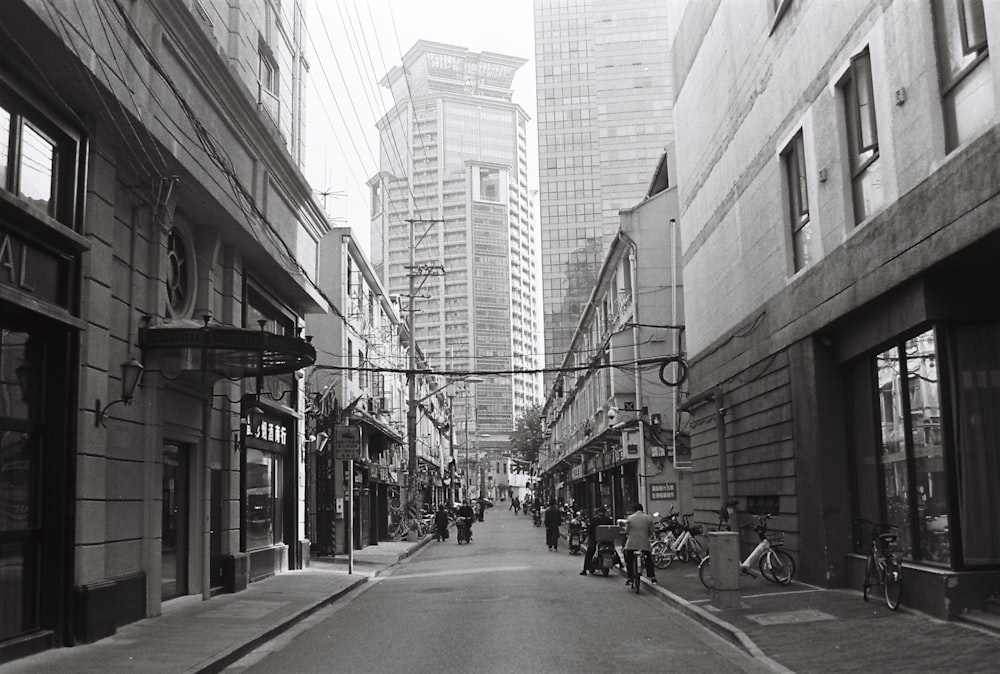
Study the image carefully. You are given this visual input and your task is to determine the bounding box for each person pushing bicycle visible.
[624,503,657,586]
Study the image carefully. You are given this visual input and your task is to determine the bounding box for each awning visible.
[352,408,404,445]
[138,318,315,379]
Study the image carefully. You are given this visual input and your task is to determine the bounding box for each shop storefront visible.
[0,67,87,661]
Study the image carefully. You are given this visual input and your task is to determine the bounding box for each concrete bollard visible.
[708,531,742,609]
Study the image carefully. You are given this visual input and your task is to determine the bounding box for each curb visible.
[191,538,432,674]
[634,573,792,673]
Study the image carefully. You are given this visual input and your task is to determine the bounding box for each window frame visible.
[0,77,84,229]
[782,130,814,271]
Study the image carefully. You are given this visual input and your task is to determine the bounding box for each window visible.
[0,81,82,227]
[933,0,993,150]
[478,167,500,202]
[850,328,950,566]
[257,39,279,121]
[782,130,818,270]
[166,227,193,317]
[842,48,884,224]
[245,447,283,550]
[370,182,382,216]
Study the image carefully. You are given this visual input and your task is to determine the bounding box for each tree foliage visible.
[510,402,544,465]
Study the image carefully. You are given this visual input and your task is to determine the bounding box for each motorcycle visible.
[456,516,472,544]
[589,524,622,576]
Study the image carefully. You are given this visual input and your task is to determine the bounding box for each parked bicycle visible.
[698,513,794,589]
[856,518,902,610]
[652,512,704,569]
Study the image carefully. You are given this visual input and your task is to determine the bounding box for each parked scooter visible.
[588,524,622,576]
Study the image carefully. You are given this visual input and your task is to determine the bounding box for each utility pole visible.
[404,218,444,522]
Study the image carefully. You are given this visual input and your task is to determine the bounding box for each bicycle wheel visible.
[687,538,704,563]
[775,548,796,580]
[862,554,875,602]
[651,542,673,569]
[759,548,792,584]
[698,556,714,590]
[883,556,902,610]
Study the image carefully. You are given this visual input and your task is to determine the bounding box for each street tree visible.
[510,402,544,466]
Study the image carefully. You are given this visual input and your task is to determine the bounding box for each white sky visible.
[303,0,539,256]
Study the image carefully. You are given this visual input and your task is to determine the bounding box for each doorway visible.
[161,443,189,600]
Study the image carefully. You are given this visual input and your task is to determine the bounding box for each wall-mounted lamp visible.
[95,358,145,427]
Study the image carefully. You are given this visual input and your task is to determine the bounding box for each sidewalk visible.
[626,557,1000,672]
[1,538,432,674]
[6,527,1000,673]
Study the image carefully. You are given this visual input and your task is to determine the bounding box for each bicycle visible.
[698,513,794,589]
[857,518,902,610]
[652,512,704,568]
[624,548,653,594]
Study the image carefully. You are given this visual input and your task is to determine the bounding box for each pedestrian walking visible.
[544,501,563,551]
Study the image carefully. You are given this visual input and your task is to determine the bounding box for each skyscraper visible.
[534,0,673,375]
[370,41,542,438]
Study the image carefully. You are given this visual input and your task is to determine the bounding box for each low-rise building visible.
[538,154,686,520]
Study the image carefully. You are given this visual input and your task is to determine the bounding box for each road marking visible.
[380,565,531,581]
[741,588,826,599]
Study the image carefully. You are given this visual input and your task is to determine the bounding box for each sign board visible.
[650,482,676,500]
[334,425,361,460]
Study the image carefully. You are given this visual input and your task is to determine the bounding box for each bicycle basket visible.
[766,531,785,546]
[688,524,704,536]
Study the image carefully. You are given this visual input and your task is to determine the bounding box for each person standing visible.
[434,503,450,542]
[544,501,563,551]
[580,506,614,575]
[624,503,657,585]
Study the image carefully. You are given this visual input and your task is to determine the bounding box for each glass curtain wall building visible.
[534,0,674,377]
[369,41,542,440]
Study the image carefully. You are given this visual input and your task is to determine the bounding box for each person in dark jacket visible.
[581,506,614,574]
[544,501,563,551]
[434,504,450,541]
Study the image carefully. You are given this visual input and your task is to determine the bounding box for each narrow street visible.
[226,508,772,673]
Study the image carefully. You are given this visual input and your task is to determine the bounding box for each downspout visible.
[679,387,728,512]
[629,246,646,509]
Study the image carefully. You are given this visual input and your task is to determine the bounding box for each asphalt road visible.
[226,508,773,674]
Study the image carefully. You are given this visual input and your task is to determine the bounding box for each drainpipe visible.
[679,387,728,512]
[629,247,646,509]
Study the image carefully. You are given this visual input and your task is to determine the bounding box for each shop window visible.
[850,328,951,565]
[933,0,993,150]
[245,448,283,550]
[840,47,884,224]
